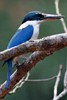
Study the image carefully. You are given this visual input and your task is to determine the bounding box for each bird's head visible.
[22,11,64,24]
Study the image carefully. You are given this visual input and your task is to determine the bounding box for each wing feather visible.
[7,25,33,48]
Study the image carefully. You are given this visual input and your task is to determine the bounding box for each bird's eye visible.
[37,14,45,19]
[38,14,43,17]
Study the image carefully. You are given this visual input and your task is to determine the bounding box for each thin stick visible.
[53,65,62,100]
[25,76,56,82]
[56,89,67,100]
[55,0,67,33]
[9,74,56,94]
[9,72,30,94]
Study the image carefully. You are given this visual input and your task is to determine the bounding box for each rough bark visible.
[0,33,67,98]
[0,33,67,61]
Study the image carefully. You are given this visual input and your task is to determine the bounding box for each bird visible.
[3,11,64,89]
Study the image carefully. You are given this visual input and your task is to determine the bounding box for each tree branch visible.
[0,33,67,61]
[0,32,67,98]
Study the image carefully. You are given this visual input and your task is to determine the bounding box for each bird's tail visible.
[3,59,12,89]
[6,60,12,89]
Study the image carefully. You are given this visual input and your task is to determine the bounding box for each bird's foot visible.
[29,40,34,42]
[14,62,20,69]
[23,56,28,61]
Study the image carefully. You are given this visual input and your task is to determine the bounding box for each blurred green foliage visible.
[0,0,67,100]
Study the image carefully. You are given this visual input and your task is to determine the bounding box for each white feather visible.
[18,21,40,40]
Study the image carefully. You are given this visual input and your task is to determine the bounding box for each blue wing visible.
[7,25,33,49]
[3,25,33,89]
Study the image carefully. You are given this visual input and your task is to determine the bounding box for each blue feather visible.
[6,59,12,89]
[7,25,33,48]
[3,25,33,89]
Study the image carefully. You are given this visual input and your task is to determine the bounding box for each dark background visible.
[0,0,67,100]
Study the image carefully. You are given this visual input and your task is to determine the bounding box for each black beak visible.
[43,13,64,20]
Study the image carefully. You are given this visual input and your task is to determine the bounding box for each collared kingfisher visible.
[3,11,64,89]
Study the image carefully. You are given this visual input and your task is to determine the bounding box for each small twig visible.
[55,0,67,33]
[25,76,56,82]
[55,66,67,100]
[55,73,67,100]
[64,69,67,89]
[55,89,67,100]
[53,65,62,100]
[9,73,56,94]
[53,62,67,100]
[9,72,30,94]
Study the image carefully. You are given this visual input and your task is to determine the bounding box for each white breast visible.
[30,24,40,40]
[18,20,40,40]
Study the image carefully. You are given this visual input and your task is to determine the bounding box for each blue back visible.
[7,25,33,49]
